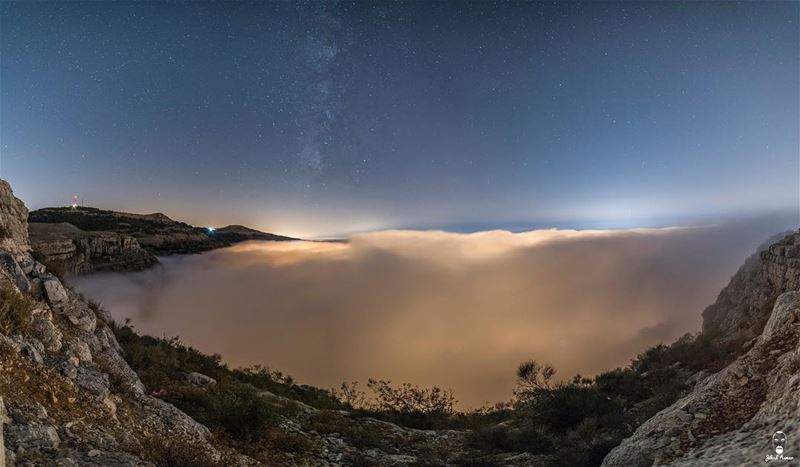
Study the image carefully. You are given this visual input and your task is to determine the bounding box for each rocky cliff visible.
[604,230,800,466]
[701,231,800,351]
[28,223,157,275]
[0,182,237,466]
[28,208,297,263]
[29,207,227,256]
[0,182,29,255]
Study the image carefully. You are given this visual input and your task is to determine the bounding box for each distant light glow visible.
[206,227,215,233]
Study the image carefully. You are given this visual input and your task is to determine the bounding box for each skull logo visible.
[773,431,788,455]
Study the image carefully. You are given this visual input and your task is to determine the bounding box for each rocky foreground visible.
[604,231,800,465]
[27,207,296,274]
[3,176,800,466]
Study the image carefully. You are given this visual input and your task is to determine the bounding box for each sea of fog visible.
[72,216,796,408]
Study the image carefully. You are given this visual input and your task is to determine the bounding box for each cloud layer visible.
[73,218,794,407]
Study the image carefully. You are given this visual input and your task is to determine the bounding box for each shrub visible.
[468,421,554,454]
[138,436,221,467]
[465,360,646,465]
[330,381,366,409]
[170,382,279,441]
[366,379,456,415]
[0,225,8,240]
[111,322,293,444]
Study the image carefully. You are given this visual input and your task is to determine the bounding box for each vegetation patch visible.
[108,306,732,466]
[0,281,35,335]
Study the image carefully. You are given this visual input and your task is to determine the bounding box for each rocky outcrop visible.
[29,207,297,261]
[702,231,800,351]
[0,181,233,465]
[0,181,29,255]
[29,206,225,256]
[29,222,157,274]
[605,231,800,466]
[604,291,800,465]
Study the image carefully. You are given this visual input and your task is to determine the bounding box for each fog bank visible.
[73,217,795,407]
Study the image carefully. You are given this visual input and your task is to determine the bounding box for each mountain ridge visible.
[27,207,298,275]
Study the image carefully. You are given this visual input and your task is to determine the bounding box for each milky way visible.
[1,1,798,236]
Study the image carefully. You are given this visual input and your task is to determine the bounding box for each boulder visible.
[74,367,111,398]
[5,422,60,450]
[30,307,63,353]
[42,275,68,304]
[187,372,216,386]
[0,252,29,292]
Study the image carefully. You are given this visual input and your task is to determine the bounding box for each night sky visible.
[1,1,798,237]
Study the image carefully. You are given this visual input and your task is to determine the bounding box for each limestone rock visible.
[187,372,216,386]
[6,422,60,450]
[30,307,63,352]
[0,252,29,292]
[604,292,800,466]
[29,222,158,274]
[0,398,8,467]
[0,180,29,253]
[42,274,69,304]
[702,231,800,350]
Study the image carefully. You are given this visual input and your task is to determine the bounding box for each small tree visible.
[514,359,555,401]
[331,381,367,409]
[366,379,456,415]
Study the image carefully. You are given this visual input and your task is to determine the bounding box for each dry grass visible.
[0,281,35,335]
[0,343,109,424]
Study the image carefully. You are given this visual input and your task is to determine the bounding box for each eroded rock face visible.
[0,180,29,254]
[29,222,158,274]
[0,179,224,466]
[0,398,8,467]
[29,207,226,256]
[702,231,800,350]
[604,292,800,466]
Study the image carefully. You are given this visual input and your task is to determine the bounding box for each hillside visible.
[29,207,227,256]
[4,178,800,466]
[28,222,157,275]
[213,225,296,244]
[27,207,297,273]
